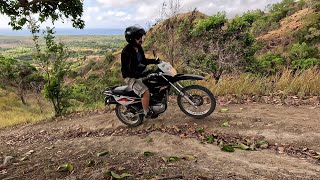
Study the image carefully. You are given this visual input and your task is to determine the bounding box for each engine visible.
[151,103,166,113]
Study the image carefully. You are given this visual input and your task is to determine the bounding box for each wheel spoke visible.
[117,105,140,125]
[180,87,213,116]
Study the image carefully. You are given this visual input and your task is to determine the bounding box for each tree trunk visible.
[213,69,223,84]
[20,95,27,105]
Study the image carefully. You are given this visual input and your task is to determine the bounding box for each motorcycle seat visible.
[112,86,139,97]
[113,86,131,92]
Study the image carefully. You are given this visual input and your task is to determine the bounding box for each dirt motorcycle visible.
[103,54,216,127]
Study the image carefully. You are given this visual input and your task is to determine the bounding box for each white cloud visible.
[115,12,127,17]
[84,0,284,28]
[0,15,10,28]
[96,0,155,8]
[0,0,284,29]
[87,7,100,13]
[96,16,103,21]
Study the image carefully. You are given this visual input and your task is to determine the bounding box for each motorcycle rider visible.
[121,25,160,118]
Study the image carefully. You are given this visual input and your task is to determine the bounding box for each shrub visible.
[289,42,319,61]
[228,10,263,32]
[104,51,114,64]
[192,12,227,36]
[292,58,320,70]
[251,53,286,75]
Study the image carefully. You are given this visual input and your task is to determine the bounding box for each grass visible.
[0,89,53,128]
[206,68,320,96]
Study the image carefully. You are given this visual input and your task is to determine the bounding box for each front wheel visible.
[177,85,216,119]
[115,104,144,127]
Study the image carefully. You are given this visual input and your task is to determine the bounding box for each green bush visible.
[69,83,89,102]
[228,10,263,32]
[311,1,320,12]
[187,52,218,74]
[289,42,319,61]
[104,51,114,64]
[292,58,320,70]
[192,12,227,36]
[293,6,320,43]
[250,53,285,75]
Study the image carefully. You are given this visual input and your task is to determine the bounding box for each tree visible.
[32,27,71,116]
[0,0,85,30]
[0,57,38,105]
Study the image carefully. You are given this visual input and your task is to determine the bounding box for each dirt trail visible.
[0,103,319,179]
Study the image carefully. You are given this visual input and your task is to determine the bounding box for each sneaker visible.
[144,110,154,119]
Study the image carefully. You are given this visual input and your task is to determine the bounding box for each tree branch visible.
[19,0,64,7]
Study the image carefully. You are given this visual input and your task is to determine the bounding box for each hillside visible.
[257,7,319,55]
[257,8,312,53]
[143,0,320,75]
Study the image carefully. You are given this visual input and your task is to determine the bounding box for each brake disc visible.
[190,95,204,106]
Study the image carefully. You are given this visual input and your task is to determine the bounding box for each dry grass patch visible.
[0,89,53,128]
[205,68,320,96]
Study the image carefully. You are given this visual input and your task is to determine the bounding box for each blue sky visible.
[0,0,282,29]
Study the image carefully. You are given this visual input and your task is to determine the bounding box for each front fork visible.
[160,75,198,108]
[104,94,118,113]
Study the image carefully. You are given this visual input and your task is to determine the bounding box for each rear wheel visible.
[115,104,144,127]
[177,85,216,119]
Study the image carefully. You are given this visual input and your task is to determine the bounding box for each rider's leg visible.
[141,89,150,115]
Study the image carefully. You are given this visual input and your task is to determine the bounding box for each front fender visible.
[172,74,204,82]
[105,96,117,105]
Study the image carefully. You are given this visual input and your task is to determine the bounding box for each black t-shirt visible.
[137,51,143,64]
[121,44,157,78]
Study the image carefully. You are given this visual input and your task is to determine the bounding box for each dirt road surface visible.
[0,102,319,179]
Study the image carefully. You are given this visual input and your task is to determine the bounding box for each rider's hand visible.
[147,73,158,78]
[154,57,161,64]
[137,63,146,71]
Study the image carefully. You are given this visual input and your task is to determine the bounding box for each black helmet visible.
[124,25,146,44]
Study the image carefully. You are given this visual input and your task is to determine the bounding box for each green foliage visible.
[268,0,296,17]
[289,42,320,70]
[104,51,115,64]
[250,53,285,75]
[251,0,302,36]
[183,10,258,83]
[192,12,227,36]
[0,0,84,30]
[68,62,121,107]
[305,27,320,42]
[228,10,263,32]
[289,42,319,60]
[0,57,38,104]
[293,9,320,44]
[0,57,18,81]
[189,52,218,73]
[292,58,320,70]
[0,47,33,60]
[33,27,71,116]
[177,19,190,34]
[312,1,320,12]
